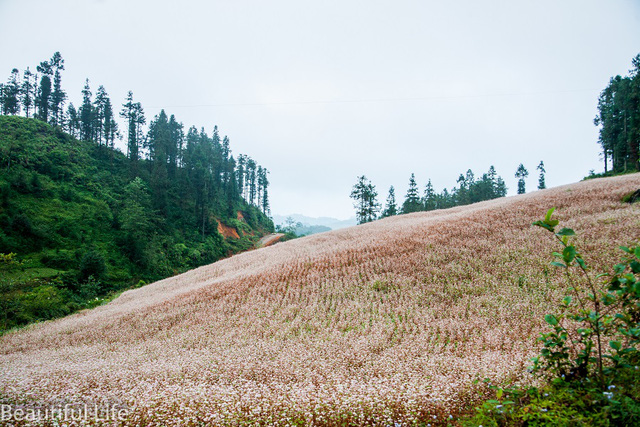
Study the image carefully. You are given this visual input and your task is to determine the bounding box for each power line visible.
[146,88,600,109]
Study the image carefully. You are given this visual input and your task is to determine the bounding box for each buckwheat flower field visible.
[1,175,639,425]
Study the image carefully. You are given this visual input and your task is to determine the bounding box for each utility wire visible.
[147,88,600,109]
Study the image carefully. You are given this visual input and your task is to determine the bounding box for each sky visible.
[1,0,639,220]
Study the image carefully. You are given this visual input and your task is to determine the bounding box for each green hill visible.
[0,115,273,331]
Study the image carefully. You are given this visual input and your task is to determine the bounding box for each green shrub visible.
[463,208,640,426]
[18,285,70,323]
[78,249,106,281]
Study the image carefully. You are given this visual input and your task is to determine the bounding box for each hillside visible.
[1,174,639,425]
[0,115,274,331]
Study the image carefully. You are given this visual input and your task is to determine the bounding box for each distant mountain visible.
[272,214,357,231]
[293,224,332,236]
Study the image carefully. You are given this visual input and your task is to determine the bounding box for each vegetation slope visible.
[0,115,273,331]
[0,174,639,425]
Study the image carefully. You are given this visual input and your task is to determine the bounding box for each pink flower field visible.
[1,174,639,426]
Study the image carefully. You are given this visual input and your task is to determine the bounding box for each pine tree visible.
[381,186,397,218]
[147,110,171,212]
[537,161,546,190]
[246,157,257,205]
[103,97,118,148]
[120,91,146,166]
[494,176,507,197]
[21,67,34,118]
[167,114,183,176]
[49,52,66,126]
[401,173,422,213]
[65,103,80,138]
[594,54,640,173]
[350,175,379,224]
[486,165,506,198]
[454,170,473,205]
[423,179,436,211]
[93,85,108,145]
[35,60,52,122]
[2,69,20,115]
[258,167,270,215]
[439,188,453,209]
[92,85,118,147]
[236,154,246,200]
[515,163,529,194]
[79,79,94,141]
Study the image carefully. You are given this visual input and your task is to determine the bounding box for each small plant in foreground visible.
[464,207,640,426]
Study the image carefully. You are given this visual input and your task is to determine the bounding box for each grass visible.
[1,267,61,282]
[0,173,639,425]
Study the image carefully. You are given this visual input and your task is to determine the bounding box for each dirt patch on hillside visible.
[257,233,285,248]
[216,220,240,239]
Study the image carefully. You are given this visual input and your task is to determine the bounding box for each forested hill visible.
[0,115,274,331]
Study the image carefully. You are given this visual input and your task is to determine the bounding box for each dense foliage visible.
[0,52,275,332]
[464,208,640,426]
[351,165,510,224]
[594,54,640,173]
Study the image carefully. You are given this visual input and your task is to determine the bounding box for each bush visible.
[463,208,640,425]
[78,249,106,281]
[18,285,70,323]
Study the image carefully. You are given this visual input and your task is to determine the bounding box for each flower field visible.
[1,174,639,425]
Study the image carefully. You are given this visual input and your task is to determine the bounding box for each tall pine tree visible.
[381,186,397,218]
[21,67,35,118]
[537,161,546,190]
[350,175,379,224]
[35,59,52,122]
[79,79,93,141]
[402,173,422,213]
[515,163,529,194]
[49,52,66,126]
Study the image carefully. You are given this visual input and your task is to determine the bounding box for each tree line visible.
[0,52,271,222]
[351,162,546,224]
[594,53,640,173]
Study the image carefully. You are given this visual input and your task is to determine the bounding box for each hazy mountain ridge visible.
[272,213,357,230]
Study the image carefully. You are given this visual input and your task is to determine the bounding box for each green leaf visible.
[496,388,503,399]
[563,246,576,264]
[544,207,556,223]
[551,261,566,268]
[620,246,631,254]
[610,341,622,351]
[533,221,553,232]
[634,247,640,259]
[562,296,572,305]
[545,314,558,326]
[614,264,626,274]
[555,228,575,237]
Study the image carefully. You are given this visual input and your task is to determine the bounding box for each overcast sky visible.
[1,0,639,220]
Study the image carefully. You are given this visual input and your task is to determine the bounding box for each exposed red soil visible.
[257,233,285,248]
[216,220,240,239]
